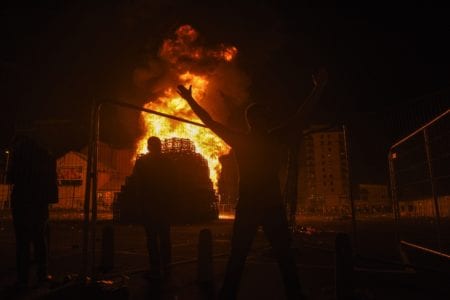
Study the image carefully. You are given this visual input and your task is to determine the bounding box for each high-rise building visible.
[298,126,350,214]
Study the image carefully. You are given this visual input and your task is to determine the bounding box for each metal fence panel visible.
[389,110,450,255]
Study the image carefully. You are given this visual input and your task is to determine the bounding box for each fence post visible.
[82,101,96,278]
[100,224,114,272]
[423,128,442,250]
[90,102,101,276]
[335,232,354,300]
[343,125,357,249]
[284,142,299,229]
[388,150,400,244]
[198,228,214,298]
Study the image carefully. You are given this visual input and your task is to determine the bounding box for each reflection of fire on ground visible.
[219,212,235,220]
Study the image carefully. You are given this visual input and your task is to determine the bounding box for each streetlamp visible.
[3,150,9,184]
[1,149,11,210]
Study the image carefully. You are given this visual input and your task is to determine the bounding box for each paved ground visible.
[1,216,449,299]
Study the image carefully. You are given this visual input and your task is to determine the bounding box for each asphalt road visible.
[1,215,449,299]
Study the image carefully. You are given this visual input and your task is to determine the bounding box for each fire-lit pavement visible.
[0,217,448,299]
[0,218,336,299]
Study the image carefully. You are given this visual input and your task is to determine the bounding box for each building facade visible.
[53,143,135,214]
[357,183,390,214]
[298,126,350,214]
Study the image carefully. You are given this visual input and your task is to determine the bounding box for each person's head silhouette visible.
[245,103,271,132]
[147,136,162,156]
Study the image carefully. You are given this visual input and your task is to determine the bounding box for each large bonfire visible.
[135,25,241,190]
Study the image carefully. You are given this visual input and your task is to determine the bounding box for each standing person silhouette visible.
[6,133,57,289]
[133,136,174,280]
[177,69,327,299]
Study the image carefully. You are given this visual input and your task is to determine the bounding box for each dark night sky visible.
[1,2,449,185]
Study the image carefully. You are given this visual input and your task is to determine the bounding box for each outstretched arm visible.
[176,85,239,146]
[271,68,328,138]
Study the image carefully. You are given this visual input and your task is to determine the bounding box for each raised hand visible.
[177,85,193,100]
[312,68,328,88]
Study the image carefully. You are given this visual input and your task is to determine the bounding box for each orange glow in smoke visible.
[136,72,231,190]
[160,25,238,64]
[220,45,238,62]
[136,25,238,192]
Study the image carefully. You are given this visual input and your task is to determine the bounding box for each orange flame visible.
[136,72,231,190]
[136,25,238,192]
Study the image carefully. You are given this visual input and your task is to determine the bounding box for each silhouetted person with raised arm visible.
[177,69,328,300]
[133,136,174,280]
[6,133,58,289]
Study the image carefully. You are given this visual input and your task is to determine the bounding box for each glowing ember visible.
[136,72,231,190]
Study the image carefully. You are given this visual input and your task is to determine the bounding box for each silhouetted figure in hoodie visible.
[177,69,327,299]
